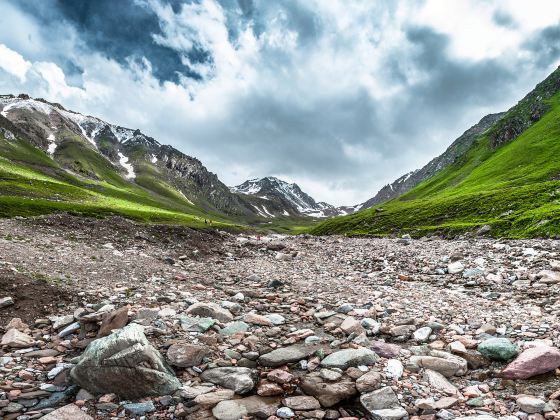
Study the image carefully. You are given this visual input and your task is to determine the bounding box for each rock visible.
[58,321,81,338]
[70,324,181,399]
[257,381,283,396]
[123,401,156,415]
[409,355,465,377]
[186,302,234,322]
[413,327,432,342]
[536,270,560,284]
[265,314,286,325]
[52,314,75,330]
[360,386,400,411]
[371,341,401,358]
[244,313,273,326]
[0,328,34,348]
[369,407,409,419]
[356,370,382,392]
[6,317,28,331]
[501,346,560,379]
[517,396,546,413]
[277,407,296,418]
[320,368,343,381]
[320,348,378,369]
[282,396,321,410]
[259,344,319,367]
[200,367,257,394]
[448,261,465,274]
[212,396,280,420]
[0,296,14,308]
[423,369,459,395]
[385,359,404,379]
[41,403,93,420]
[477,338,518,361]
[97,306,129,337]
[219,321,250,336]
[340,316,364,334]
[167,343,211,367]
[300,371,357,407]
[267,369,294,384]
[194,389,236,406]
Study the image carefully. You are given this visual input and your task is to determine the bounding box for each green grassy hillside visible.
[0,129,239,230]
[312,90,560,238]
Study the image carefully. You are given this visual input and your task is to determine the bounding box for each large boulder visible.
[501,345,560,379]
[200,367,257,394]
[70,324,181,399]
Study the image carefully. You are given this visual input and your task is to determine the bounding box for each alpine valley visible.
[2,66,560,237]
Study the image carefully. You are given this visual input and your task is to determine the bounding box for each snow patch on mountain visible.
[118,152,135,179]
[47,133,57,155]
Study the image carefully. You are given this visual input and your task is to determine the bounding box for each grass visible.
[312,91,560,238]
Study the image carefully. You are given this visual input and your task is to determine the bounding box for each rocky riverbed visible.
[1,215,560,420]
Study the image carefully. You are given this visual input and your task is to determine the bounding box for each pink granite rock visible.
[501,345,560,379]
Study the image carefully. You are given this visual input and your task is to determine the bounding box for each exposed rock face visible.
[501,345,560,379]
[70,324,181,399]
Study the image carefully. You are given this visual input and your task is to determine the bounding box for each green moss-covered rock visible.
[477,338,518,361]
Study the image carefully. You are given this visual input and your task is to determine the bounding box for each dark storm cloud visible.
[523,24,560,67]
[12,0,205,83]
[388,26,516,142]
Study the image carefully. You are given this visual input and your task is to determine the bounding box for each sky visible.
[0,1,560,205]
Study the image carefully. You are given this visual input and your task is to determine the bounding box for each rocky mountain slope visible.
[314,66,560,238]
[0,94,327,224]
[231,177,348,218]
[360,113,505,209]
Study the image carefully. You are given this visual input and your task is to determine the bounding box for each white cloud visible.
[0,44,31,82]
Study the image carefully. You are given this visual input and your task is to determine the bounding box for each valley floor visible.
[1,215,560,419]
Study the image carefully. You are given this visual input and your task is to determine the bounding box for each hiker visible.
[204,219,207,224]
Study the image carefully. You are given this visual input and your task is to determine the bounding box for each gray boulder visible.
[200,367,257,394]
[70,324,181,399]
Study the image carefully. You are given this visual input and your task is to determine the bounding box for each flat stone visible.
[501,346,560,379]
[423,369,459,395]
[244,313,273,326]
[282,396,321,410]
[212,395,280,420]
[369,407,408,419]
[1,328,34,348]
[58,321,81,338]
[0,296,14,308]
[167,343,211,367]
[320,348,378,369]
[356,370,382,392]
[123,401,156,415]
[371,341,401,358]
[259,344,319,367]
[219,321,250,336]
[194,389,235,406]
[186,302,234,322]
[360,386,400,411]
[448,261,465,274]
[517,396,546,413]
[41,403,93,420]
[200,367,257,394]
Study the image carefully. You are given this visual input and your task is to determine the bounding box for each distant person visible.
[204,219,208,224]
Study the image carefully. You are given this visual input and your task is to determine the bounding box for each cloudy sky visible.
[1,0,560,205]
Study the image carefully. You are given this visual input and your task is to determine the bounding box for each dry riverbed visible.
[1,215,560,420]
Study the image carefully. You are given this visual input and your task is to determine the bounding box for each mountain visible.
[230,176,348,218]
[0,94,308,225]
[313,66,560,238]
[359,112,505,209]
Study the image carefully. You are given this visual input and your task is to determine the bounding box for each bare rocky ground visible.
[1,215,560,420]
